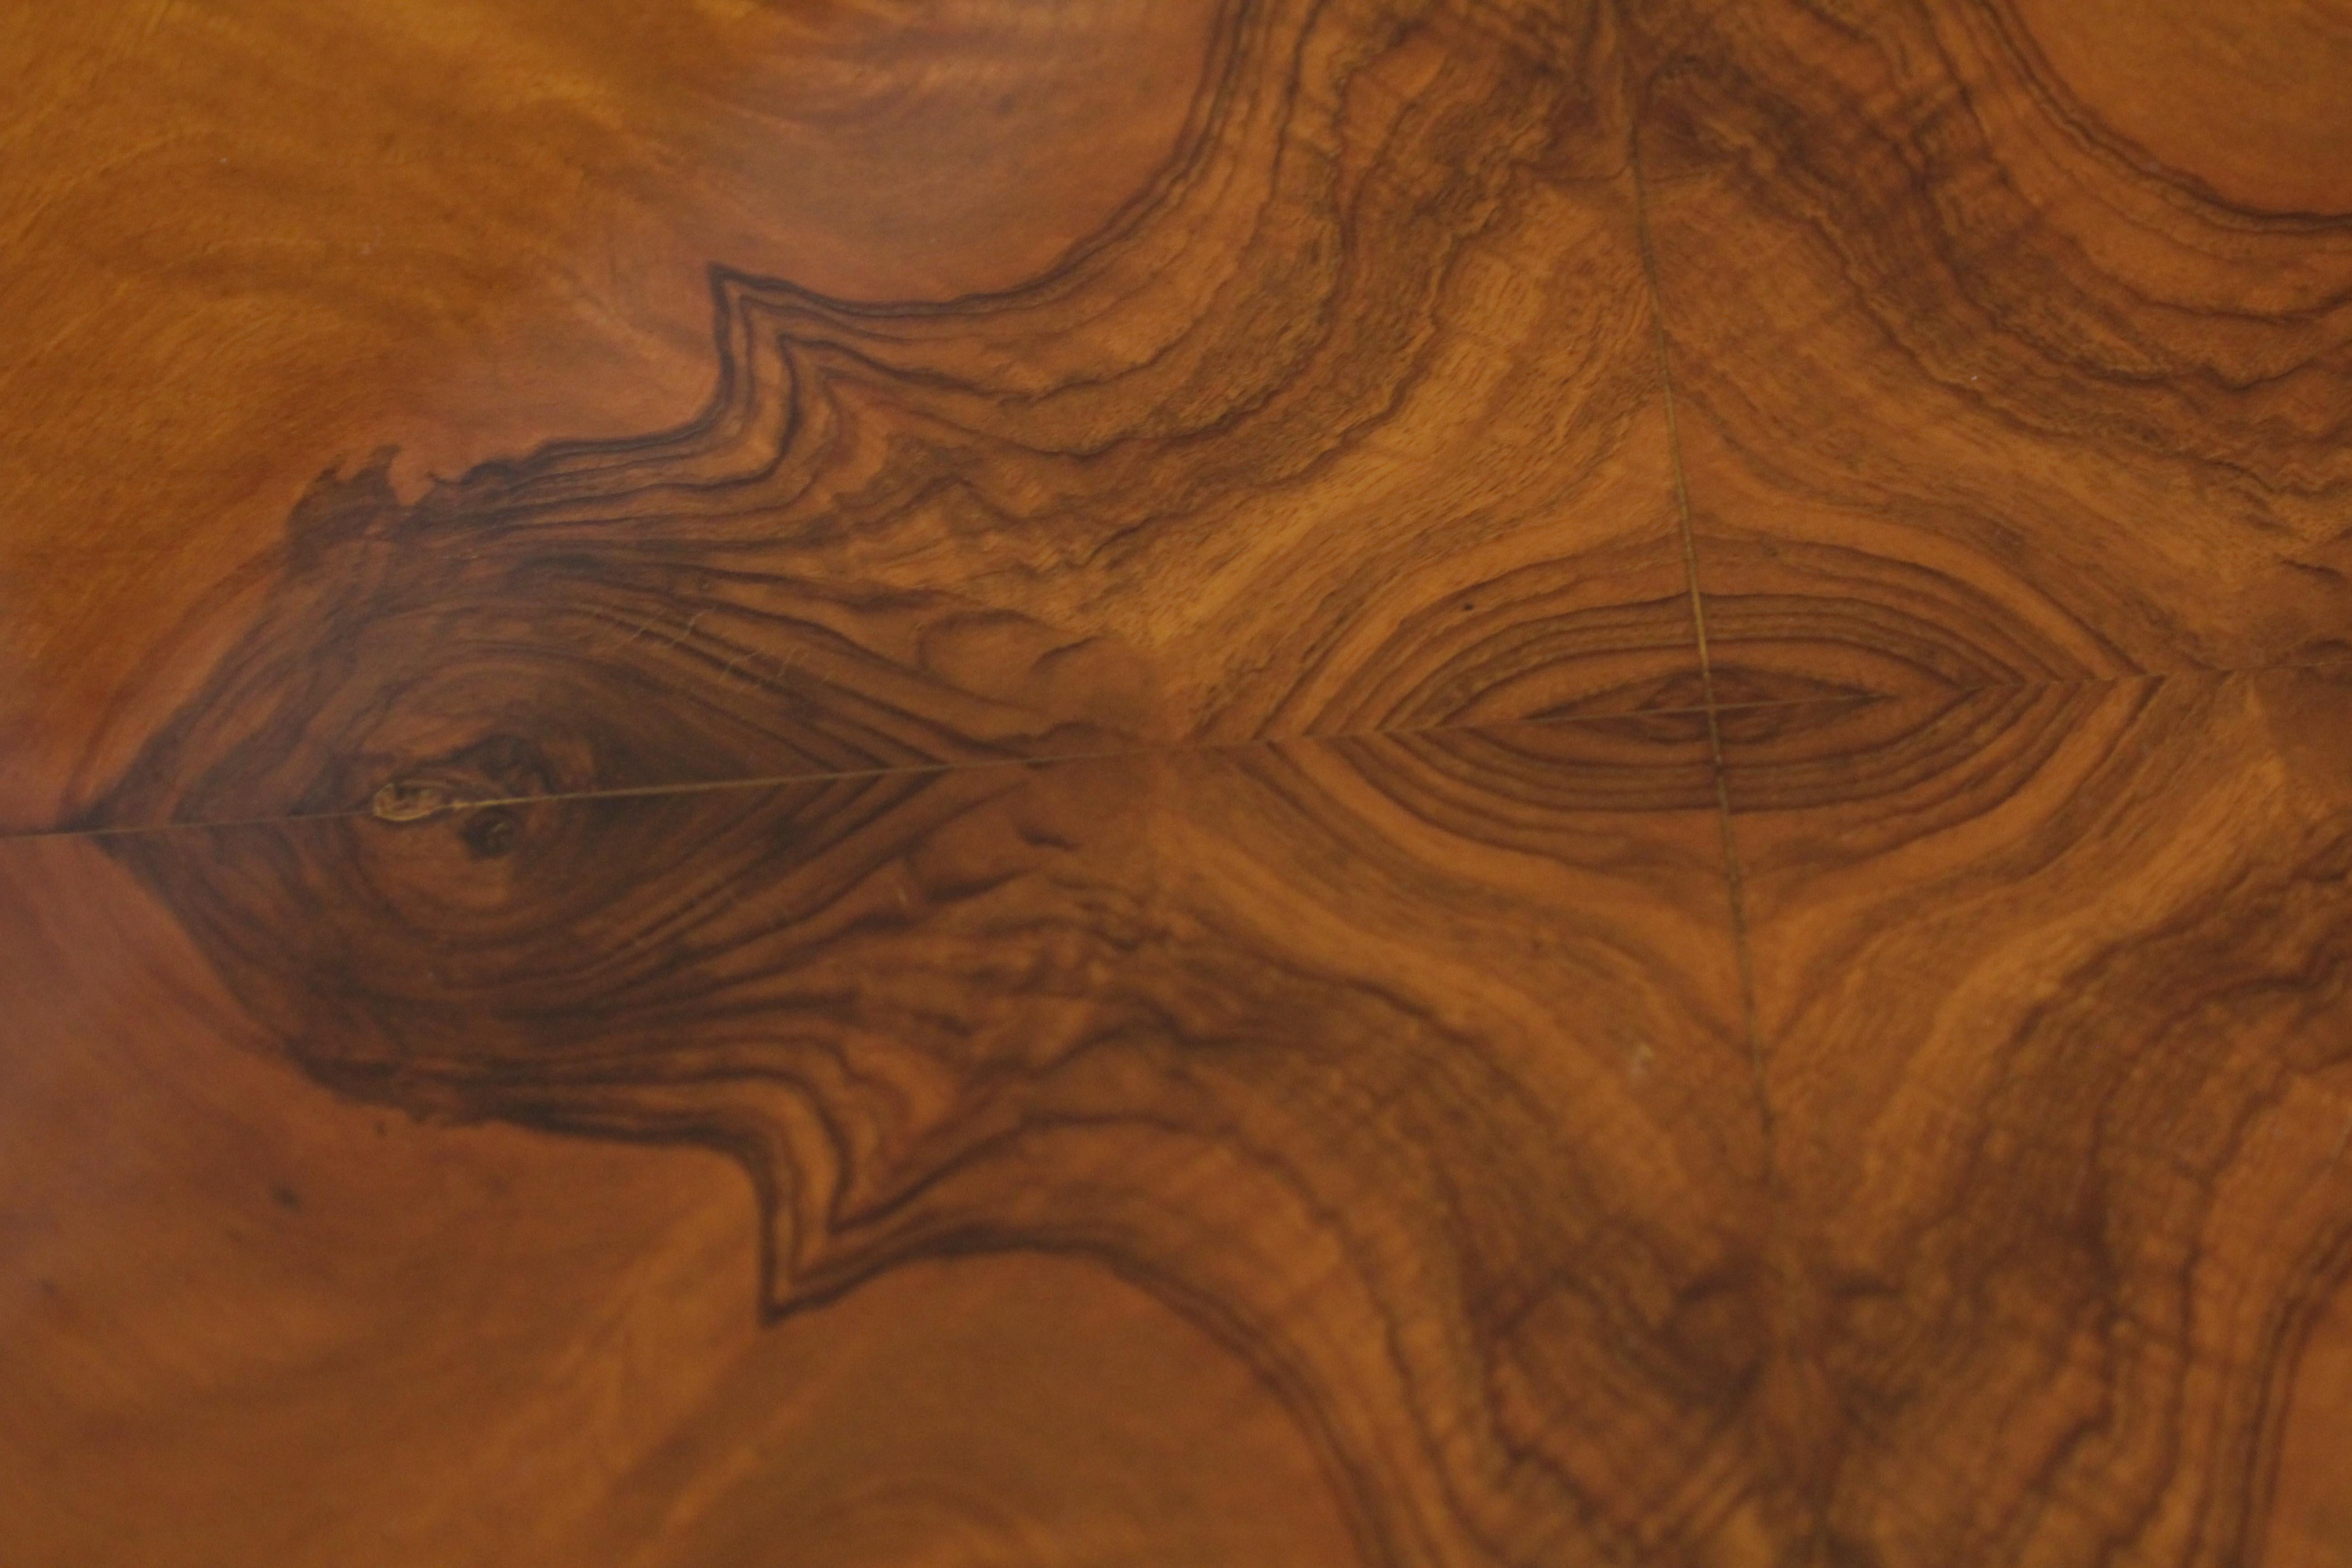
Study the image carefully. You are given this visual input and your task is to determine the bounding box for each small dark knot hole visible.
[460,807,521,859]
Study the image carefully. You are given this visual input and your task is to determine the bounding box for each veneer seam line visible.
[1625,103,1770,1134]
[19,656,2352,843]
[7,696,1820,843]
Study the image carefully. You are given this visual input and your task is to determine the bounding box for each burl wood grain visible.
[1630,0,2352,681]
[1717,669,2352,1564]
[5,0,2350,1564]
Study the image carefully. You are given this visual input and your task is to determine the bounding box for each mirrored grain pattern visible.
[18,712,1772,1565]
[10,0,2352,1562]
[19,0,1705,835]
[0,0,1228,832]
[0,826,1362,1568]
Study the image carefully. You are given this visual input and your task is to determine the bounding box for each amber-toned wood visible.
[1715,669,2352,1564]
[5,0,2350,1564]
[0,0,1228,831]
[0,828,1361,1566]
[1629,0,2352,683]
[10,0,1698,837]
[10,720,1761,1565]
[1619,5,2352,1552]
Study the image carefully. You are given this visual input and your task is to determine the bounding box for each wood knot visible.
[370,779,453,823]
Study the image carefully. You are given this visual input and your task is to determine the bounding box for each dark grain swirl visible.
[48,0,2352,1563]
[74,0,1712,836]
[1724,667,2352,1568]
[104,710,1773,1565]
[1629,0,2352,677]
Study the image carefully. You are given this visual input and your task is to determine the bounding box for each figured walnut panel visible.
[1630,0,2352,685]
[0,0,1222,831]
[1720,669,2352,1567]
[26,0,1697,836]
[15,711,1763,1566]
[5,0,2351,1564]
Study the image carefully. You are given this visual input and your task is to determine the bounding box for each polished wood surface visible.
[4,1,2348,1564]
